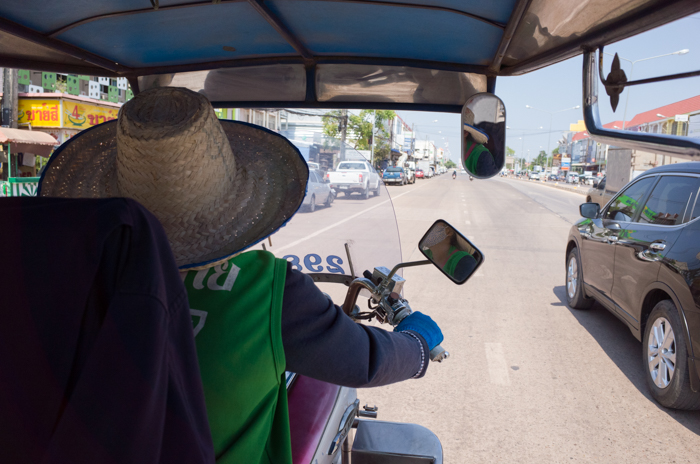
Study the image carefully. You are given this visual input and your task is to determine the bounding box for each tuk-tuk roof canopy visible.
[1,0,698,111]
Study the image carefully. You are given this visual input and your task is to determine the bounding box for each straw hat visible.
[463,107,489,145]
[39,87,308,270]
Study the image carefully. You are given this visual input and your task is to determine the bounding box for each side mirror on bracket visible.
[579,203,600,219]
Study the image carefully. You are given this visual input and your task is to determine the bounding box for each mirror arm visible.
[583,50,700,159]
[386,260,432,282]
[341,278,377,316]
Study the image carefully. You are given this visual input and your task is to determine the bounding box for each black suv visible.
[566,162,700,409]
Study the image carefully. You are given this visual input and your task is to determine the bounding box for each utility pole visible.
[2,68,18,128]
[339,109,348,162]
[2,68,18,181]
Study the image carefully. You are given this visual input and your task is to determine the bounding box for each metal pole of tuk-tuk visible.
[370,110,376,166]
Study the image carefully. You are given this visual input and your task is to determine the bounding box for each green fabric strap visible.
[183,250,291,464]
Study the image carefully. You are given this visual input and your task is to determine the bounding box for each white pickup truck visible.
[327,160,381,199]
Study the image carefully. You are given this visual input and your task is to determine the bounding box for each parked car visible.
[415,169,425,179]
[566,172,580,183]
[382,167,406,185]
[530,172,540,181]
[566,162,700,410]
[302,169,334,212]
[327,160,381,198]
[548,174,559,181]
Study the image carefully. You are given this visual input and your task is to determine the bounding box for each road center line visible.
[275,184,426,253]
[484,343,510,386]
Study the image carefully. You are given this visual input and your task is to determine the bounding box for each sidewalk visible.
[504,176,589,196]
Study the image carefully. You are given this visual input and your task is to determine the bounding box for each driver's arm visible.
[281,264,429,388]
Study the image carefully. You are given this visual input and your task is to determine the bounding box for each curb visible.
[505,177,589,196]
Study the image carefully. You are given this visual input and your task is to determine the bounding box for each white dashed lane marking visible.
[484,343,510,386]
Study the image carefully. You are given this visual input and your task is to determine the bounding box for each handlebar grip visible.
[429,345,449,363]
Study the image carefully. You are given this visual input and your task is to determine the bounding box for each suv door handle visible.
[649,242,666,252]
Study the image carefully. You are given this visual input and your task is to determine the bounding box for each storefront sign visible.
[561,156,571,171]
[63,101,118,128]
[18,99,61,127]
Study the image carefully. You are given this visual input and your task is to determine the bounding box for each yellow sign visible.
[18,99,61,127]
[569,120,586,132]
[63,101,118,129]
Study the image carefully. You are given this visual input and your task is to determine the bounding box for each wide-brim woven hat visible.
[463,107,489,145]
[39,87,308,270]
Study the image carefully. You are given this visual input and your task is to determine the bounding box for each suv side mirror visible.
[579,203,600,219]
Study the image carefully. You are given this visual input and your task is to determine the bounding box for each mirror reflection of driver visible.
[422,224,477,282]
[463,107,497,177]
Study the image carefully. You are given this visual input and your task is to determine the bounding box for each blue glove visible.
[394,311,443,350]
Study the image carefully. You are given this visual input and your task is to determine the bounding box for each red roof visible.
[603,121,625,129]
[572,131,589,142]
[626,94,700,128]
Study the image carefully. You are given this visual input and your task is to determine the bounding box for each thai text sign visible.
[18,99,61,127]
[63,101,118,128]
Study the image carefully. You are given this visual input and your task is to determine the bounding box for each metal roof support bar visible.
[126,56,490,81]
[246,0,313,62]
[0,17,128,74]
[582,50,700,160]
[487,0,532,74]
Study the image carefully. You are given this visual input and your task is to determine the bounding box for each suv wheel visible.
[308,195,316,212]
[373,184,381,196]
[566,247,594,309]
[362,185,370,199]
[643,301,700,410]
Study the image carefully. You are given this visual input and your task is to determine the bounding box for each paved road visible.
[354,173,700,463]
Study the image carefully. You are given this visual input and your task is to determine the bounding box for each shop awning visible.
[0,127,57,157]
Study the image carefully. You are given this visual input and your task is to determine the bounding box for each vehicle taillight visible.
[359,174,363,181]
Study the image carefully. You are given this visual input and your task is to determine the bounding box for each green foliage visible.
[322,110,396,157]
[552,147,559,155]
[506,146,515,157]
[445,160,456,169]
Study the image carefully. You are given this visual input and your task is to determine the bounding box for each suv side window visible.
[308,171,318,183]
[637,176,700,226]
[604,176,656,222]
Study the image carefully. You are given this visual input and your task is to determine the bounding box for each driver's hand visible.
[394,311,443,350]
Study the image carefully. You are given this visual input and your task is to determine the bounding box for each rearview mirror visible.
[461,93,506,179]
[579,203,600,219]
[419,220,483,285]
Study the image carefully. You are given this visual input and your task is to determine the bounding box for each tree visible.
[322,110,395,151]
[506,146,515,157]
[445,160,456,169]
[552,147,559,155]
[322,110,396,165]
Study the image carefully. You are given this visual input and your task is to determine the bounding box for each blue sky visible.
[397,13,700,163]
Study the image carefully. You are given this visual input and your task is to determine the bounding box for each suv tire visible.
[566,247,594,309]
[643,300,700,410]
[308,195,316,212]
[373,183,381,196]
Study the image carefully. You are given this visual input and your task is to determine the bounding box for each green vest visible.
[425,246,473,277]
[183,250,292,464]
[462,139,492,174]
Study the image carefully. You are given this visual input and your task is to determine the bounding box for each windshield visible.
[248,131,402,301]
[386,167,403,172]
[337,162,367,170]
